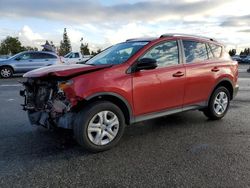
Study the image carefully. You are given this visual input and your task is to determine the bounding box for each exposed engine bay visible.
[20,78,75,129]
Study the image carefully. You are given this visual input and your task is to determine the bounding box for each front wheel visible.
[0,67,13,78]
[73,101,126,152]
[203,86,230,120]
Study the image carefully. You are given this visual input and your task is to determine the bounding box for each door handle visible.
[173,71,184,77]
[211,67,219,72]
[29,60,33,62]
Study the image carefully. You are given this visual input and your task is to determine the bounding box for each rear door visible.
[31,52,58,69]
[182,40,218,106]
[132,40,185,116]
[42,53,58,66]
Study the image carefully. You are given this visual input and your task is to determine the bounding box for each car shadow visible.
[0,111,209,162]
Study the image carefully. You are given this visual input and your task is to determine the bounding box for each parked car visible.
[62,52,92,64]
[20,33,239,152]
[231,55,240,62]
[241,56,250,63]
[0,51,62,78]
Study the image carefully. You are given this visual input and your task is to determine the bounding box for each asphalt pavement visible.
[0,64,250,187]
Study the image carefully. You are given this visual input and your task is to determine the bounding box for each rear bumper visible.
[233,84,239,99]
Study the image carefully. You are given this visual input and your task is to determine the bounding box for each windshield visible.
[9,52,23,60]
[86,41,148,65]
[64,52,72,58]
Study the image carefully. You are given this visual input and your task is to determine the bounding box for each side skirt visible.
[132,102,207,124]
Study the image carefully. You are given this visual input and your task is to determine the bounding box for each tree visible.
[80,43,90,55]
[59,28,71,56]
[0,36,23,55]
[229,49,236,56]
[23,46,38,51]
[42,40,55,52]
[240,48,250,56]
[91,49,101,56]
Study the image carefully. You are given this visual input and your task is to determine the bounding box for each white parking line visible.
[238,78,250,81]
[0,84,22,87]
[239,69,246,73]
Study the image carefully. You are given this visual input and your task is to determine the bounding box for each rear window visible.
[44,53,57,59]
[183,40,208,63]
[31,53,57,59]
[209,44,222,58]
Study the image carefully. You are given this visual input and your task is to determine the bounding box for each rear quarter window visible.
[44,53,57,59]
[209,44,222,58]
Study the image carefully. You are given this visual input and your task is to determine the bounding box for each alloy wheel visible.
[213,91,228,115]
[1,68,12,78]
[87,110,119,146]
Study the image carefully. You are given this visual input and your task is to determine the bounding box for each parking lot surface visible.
[0,64,250,187]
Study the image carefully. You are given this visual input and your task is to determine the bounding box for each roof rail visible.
[126,37,157,42]
[160,33,217,42]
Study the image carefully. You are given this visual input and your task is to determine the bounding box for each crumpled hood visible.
[23,64,111,78]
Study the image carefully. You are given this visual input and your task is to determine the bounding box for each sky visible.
[0,0,250,53]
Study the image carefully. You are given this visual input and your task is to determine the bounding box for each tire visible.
[0,66,13,78]
[203,86,230,120]
[73,101,126,152]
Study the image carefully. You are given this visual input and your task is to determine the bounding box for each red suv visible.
[21,34,239,152]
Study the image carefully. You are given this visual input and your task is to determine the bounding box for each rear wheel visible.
[203,86,230,120]
[0,67,13,78]
[73,101,126,152]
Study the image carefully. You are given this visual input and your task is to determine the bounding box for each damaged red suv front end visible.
[20,64,111,129]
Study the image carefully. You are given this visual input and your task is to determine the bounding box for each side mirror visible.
[136,58,157,71]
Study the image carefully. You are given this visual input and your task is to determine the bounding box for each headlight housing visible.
[58,80,74,91]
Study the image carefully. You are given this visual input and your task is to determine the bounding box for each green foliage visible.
[23,46,38,51]
[91,49,102,56]
[0,36,39,55]
[0,36,24,55]
[80,43,90,55]
[59,28,72,56]
[229,49,236,56]
[240,48,250,56]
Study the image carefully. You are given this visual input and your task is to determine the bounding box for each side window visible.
[141,40,179,67]
[68,53,73,58]
[206,43,214,59]
[209,44,222,58]
[44,53,57,59]
[19,53,32,60]
[183,41,208,63]
[31,53,47,59]
[74,53,80,58]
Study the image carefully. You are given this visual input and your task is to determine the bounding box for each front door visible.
[132,40,185,116]
[14,52,35,73]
